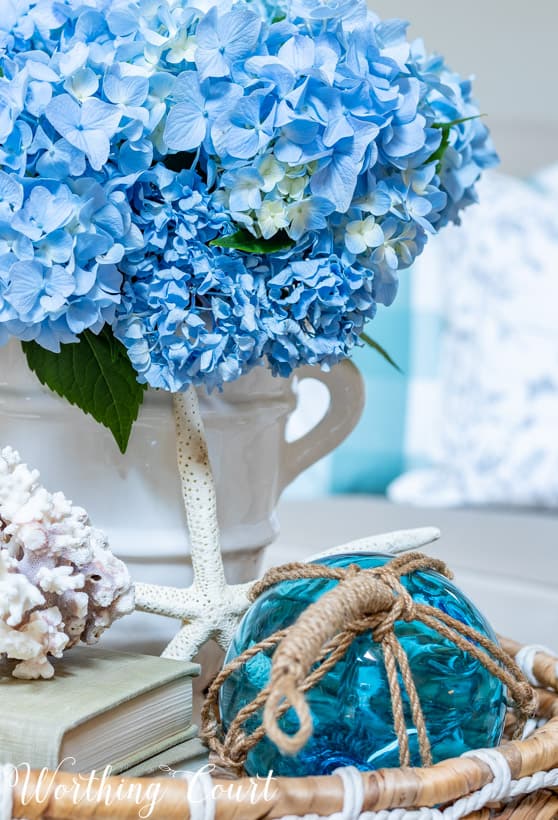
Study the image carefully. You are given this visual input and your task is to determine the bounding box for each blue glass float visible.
[220,553,507,777]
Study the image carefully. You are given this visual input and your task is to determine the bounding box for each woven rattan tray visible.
[2,638,558,820]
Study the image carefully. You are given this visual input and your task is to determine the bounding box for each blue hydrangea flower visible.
[195,5,262,80]
[45,94,122,171]
[113,165,266,390]
[0,177,130,350]
[114,166,379,388]
[263,255,377,375]
[0,0,497,390]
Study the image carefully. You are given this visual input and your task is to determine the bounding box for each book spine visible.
[0,713,63,770]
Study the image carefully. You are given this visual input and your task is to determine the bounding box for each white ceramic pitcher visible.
[0,339,364,653]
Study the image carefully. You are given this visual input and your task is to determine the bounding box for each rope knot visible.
[372,569,416,642]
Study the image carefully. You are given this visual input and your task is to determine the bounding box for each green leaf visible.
[427,128,452,170]
[432,114,485,131]
[428,114,485,171]
[210,229,294,254]
[360,332,402,373]
[22,327,146,454]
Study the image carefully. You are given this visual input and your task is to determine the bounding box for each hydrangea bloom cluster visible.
[0,0,497,390]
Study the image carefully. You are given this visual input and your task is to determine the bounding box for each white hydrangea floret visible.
[257,198,289,238]
[345,216,384,256]
[0,447,134,679]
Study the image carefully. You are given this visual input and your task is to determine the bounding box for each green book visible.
[123,735,207,777]
[0,647,199,774]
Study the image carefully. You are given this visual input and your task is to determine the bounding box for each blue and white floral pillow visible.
[389,169,558,509]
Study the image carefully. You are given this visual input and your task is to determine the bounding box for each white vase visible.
[0,339,365,655]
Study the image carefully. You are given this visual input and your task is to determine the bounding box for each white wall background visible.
[369,1,558,176]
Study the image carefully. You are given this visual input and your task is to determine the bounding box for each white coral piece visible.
[0,447,134,679]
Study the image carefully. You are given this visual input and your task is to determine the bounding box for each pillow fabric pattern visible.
[389,170,558,508]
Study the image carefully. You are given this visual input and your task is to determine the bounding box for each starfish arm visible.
[307,527,442,562]
[208,588,253,651]
[162,618,212,662]
[215,617,245,653]
[135,582,198,620]
[224,584,253,617]
[173,390,228,591]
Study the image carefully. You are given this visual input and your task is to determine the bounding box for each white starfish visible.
[134,390,254,660]
[134,389,441,662]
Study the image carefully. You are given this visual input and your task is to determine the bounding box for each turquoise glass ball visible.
[220,553,507,777]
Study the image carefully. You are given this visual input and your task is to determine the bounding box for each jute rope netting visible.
[200,552,536,776]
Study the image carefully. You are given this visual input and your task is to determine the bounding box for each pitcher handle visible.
[279,359,365,492]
